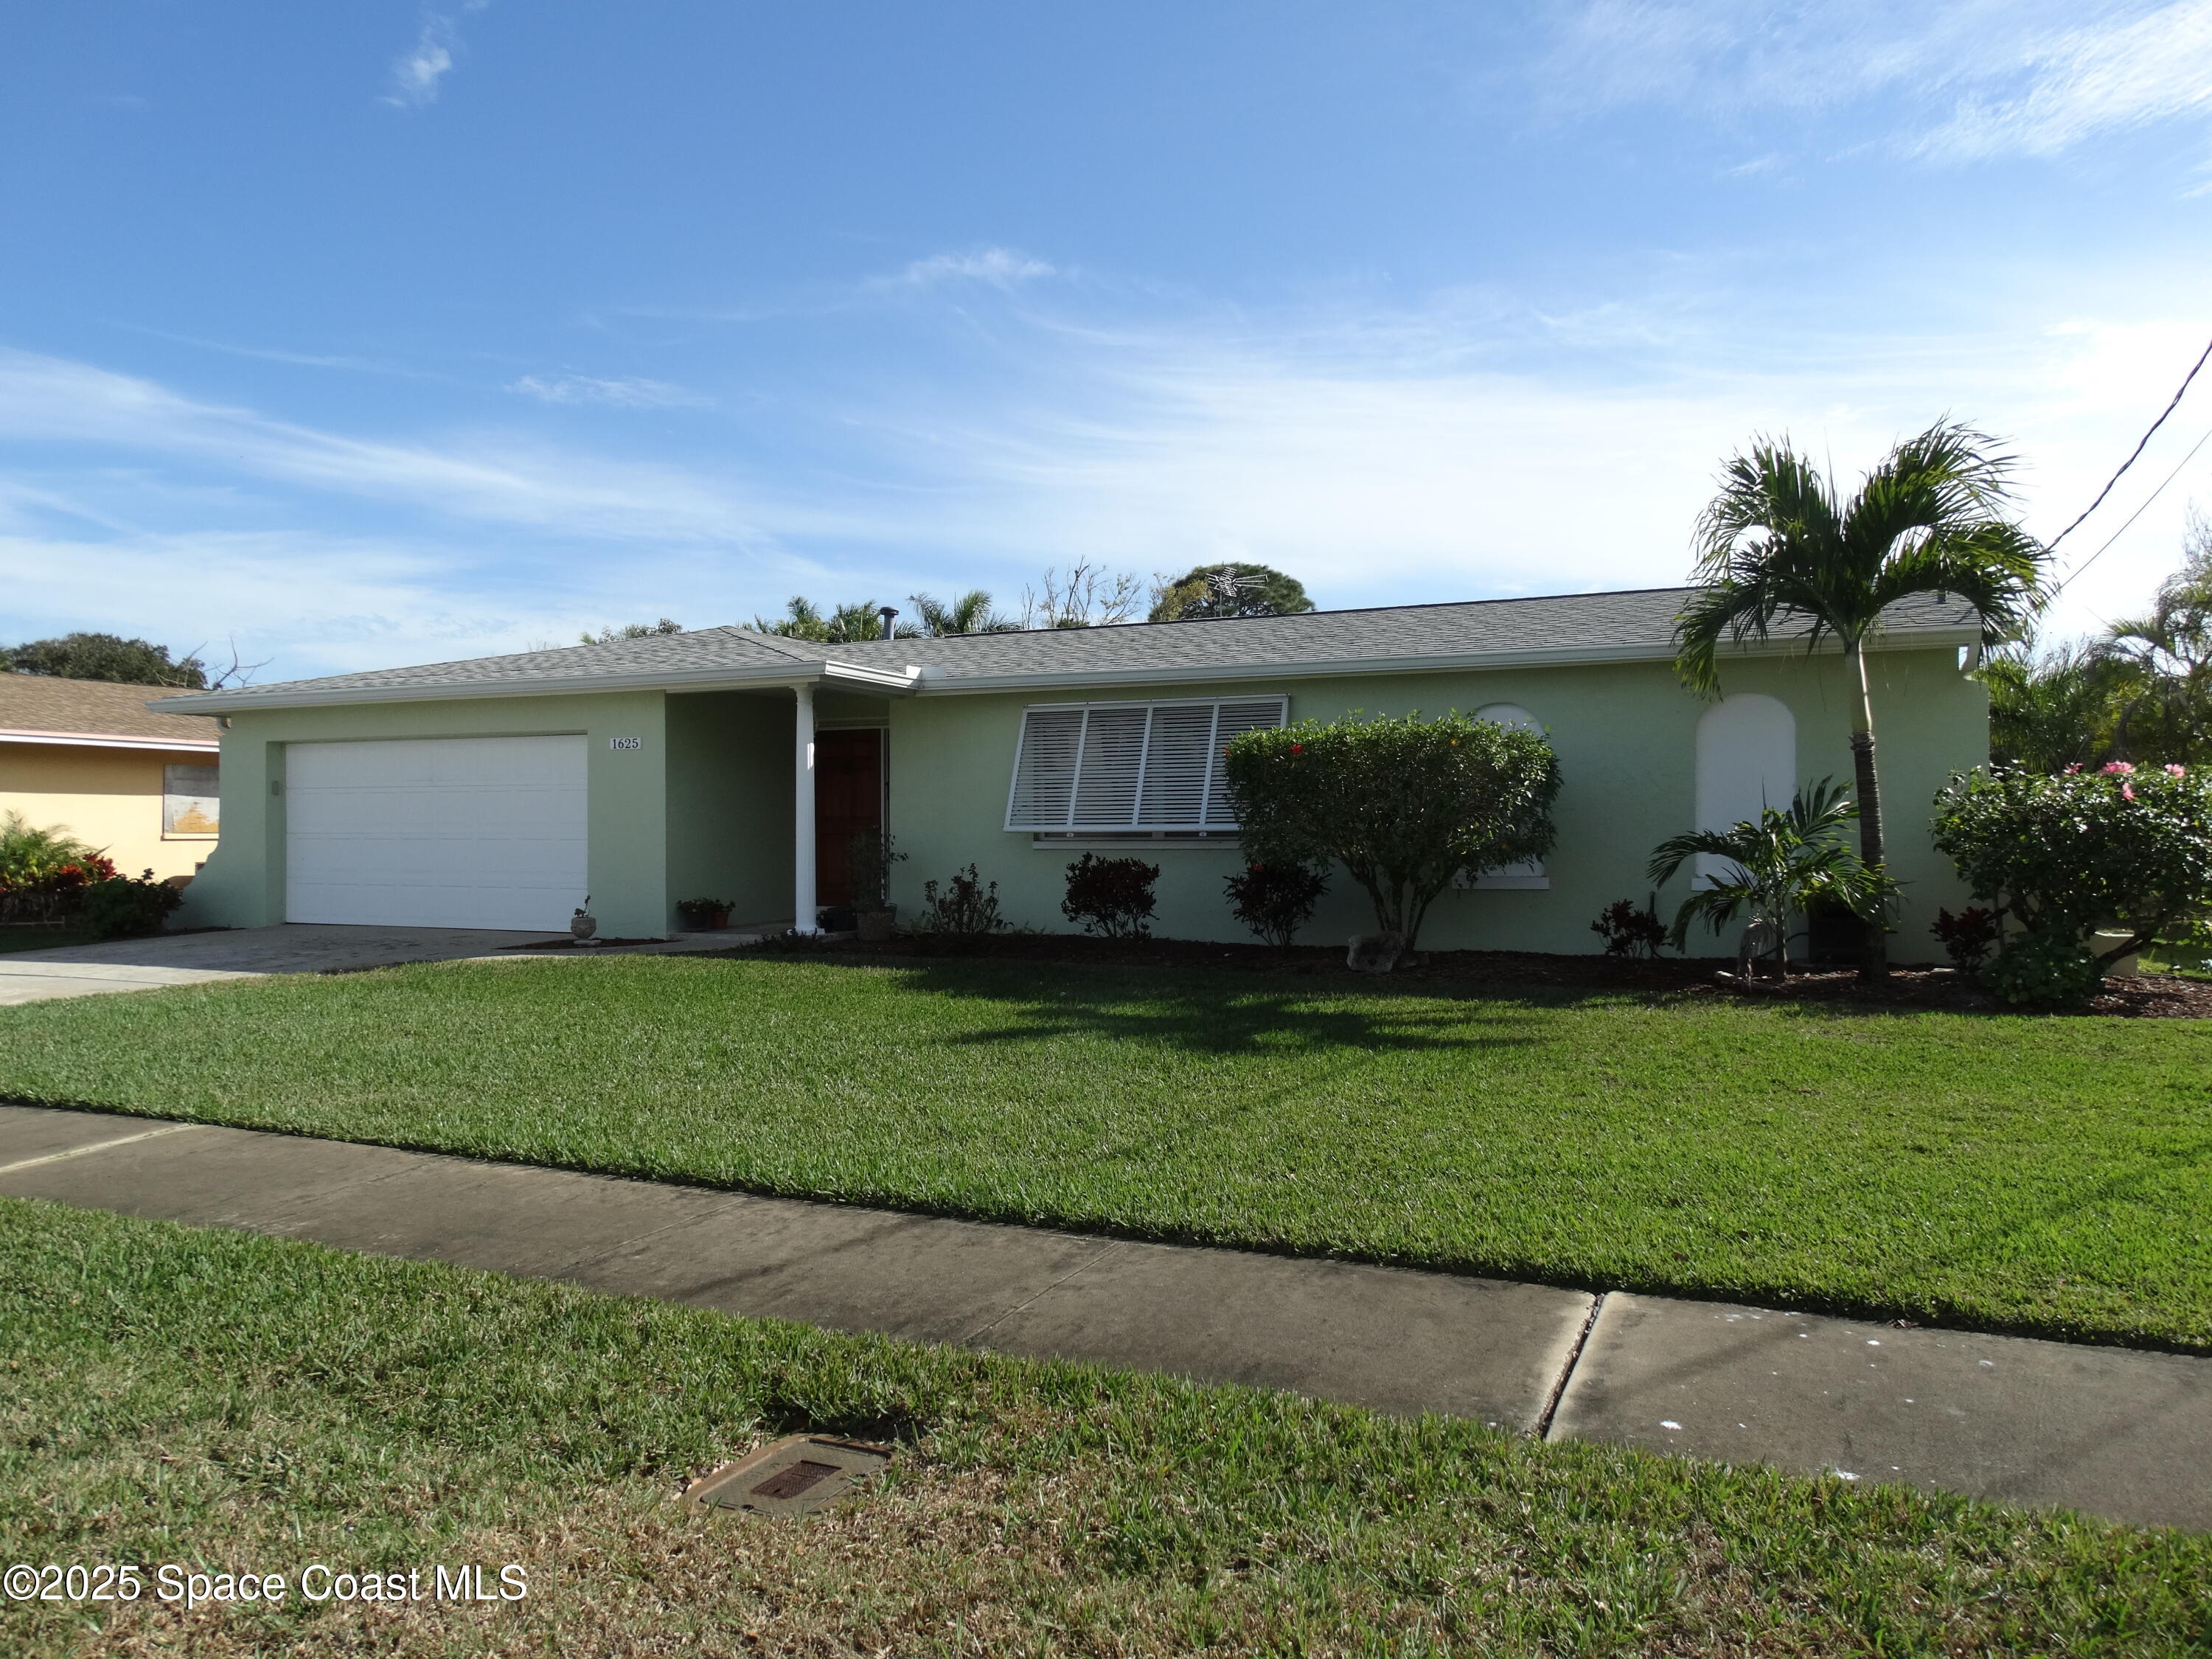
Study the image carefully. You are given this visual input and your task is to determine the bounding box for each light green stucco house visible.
[150,586,1989,959]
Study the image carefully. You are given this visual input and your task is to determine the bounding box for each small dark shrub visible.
[919,864,1008,937]
[1590,897,1668,959]
[77,870,183,940]
[1980,928,2101,1009]
[1062,853,1159,940]
[845,828,905,911]
[1931,905,2002,971]
[1223,861,1328,948]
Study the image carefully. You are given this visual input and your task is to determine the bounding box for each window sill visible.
[1026,831,1241,851]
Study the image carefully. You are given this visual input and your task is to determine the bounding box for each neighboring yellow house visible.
[0,675,220,883]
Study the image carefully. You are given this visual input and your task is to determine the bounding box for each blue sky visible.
[4,1,2211,680]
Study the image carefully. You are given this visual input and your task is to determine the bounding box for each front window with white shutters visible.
[1004,696,1288,838]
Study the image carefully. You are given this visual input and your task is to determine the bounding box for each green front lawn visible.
[4,1198,2205,1656]
[1,953,2208,1349]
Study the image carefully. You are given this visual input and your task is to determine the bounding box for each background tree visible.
[580,619,683,644]
[2092,507,2212,768]
[1149,562,1315,623]
[751,599,918,642]
[1020,560,1145,629]
[1675,420,2048,976]
[1224,710,1560,965]
[2,633,209,687]
[908,590,1018,636]
[1980,641,2112,773]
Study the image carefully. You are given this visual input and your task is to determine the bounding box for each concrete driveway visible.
[0,923,759,1006]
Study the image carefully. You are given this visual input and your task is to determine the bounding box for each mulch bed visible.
[500,936,669,951]
[738,931,2212,1019]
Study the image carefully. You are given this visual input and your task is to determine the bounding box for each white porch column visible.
[793,683,819,932]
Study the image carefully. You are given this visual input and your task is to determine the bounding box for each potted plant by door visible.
[675,896,734,931]
[846,828,905,942]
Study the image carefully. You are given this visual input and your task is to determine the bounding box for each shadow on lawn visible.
[845,957,1554,1057]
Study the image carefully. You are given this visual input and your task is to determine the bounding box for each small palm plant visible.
[1646,780,1893,975]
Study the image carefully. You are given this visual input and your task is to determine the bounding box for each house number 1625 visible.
[608,736,643,750]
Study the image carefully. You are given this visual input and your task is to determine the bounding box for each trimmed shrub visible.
[1061,853,1159,940]
[1931,763,2212,964]
[1223,861,1329,948]
[77,870,183,940]
[918,865,1007,937]
[1981,928,2102,1009]
[1224,710,1559,954]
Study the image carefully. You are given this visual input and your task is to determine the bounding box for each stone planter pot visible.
[2091,931,2141,978]
[570,911,598,942]
[1346,932,1405,973]
[855,905,898,943]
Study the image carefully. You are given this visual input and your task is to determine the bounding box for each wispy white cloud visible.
[383,1,490,108]
[0,349,760,547]
[1919,1,2212,159]
[1543,1,2212,164]
[886,247,1058,289]
[507,373,712,409]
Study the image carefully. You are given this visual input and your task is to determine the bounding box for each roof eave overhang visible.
[908,625,1980,695]
[0,728,222,752]
[145,658,923,714]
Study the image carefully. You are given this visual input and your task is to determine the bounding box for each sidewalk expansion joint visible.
[1535,1292,1606,1441]
[960,1240,1127,1344]
[0,1121,204,1178]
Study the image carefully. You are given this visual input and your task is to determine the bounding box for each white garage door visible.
[285,737,588,931]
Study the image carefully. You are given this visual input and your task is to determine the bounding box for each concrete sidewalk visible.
[0,922,780,1005]
[3,1103,2205,1532]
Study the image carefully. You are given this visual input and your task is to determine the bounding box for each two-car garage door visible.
[285,737,588,931]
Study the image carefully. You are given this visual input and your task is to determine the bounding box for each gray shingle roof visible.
[154,586,1984,713]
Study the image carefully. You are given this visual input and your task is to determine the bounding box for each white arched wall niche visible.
[1693,693,1796,885]
[1465,702,1548,890]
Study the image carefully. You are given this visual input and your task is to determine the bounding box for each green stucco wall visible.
[664,690,794,925]
[178,691,675,939]
[886,645,1986,961]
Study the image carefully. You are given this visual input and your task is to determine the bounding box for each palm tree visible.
[908,589,1017,636]
[2092,509,2212,767]
[1675,421,2048,976]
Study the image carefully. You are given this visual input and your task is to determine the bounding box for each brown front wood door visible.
[815,728,883,905]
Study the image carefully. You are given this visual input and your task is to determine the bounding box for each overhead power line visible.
[2045,330,2212,555]
[2048,420,2212,598]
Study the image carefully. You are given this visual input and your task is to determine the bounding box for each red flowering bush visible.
[1931,764,2212,964]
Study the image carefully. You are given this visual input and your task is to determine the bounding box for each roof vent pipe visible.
[877,607,898,639]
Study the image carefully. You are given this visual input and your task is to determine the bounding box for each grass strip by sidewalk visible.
[1,953,2208,1349]
[4,1196,2208,1657]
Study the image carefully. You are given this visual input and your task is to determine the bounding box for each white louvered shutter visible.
[1006,707,1085,828]
[1008,697,1287,833]
[1203,699,1287,828]
[1071,706,1150,827]
[1135,703,1216,830]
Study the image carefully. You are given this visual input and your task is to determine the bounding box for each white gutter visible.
[146,658,924,714]
[907,625,1981,695]
[0,728,220,752]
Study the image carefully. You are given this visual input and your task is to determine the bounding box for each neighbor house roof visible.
[150,586,1986,714]
[0,674,220,750]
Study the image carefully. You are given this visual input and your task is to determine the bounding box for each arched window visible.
[1464,703,1548,889]
[1693,694,1796,885]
